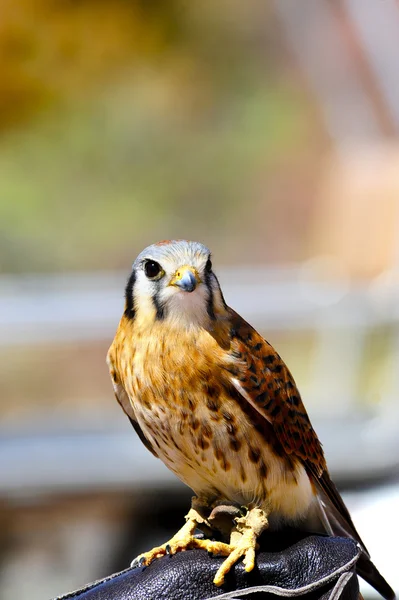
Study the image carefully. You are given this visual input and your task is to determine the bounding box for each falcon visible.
[107,239,394,598]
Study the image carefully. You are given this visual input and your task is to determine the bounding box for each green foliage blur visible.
[0,0,323,273]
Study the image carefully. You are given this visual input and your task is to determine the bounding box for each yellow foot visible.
[131,501,269,589]
[212,506,269,587]
[131,505,227,568]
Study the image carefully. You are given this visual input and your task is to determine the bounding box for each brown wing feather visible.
[225,309,395,600]
[226,309,326,476]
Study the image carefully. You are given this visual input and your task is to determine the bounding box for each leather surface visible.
[53,534,360,600]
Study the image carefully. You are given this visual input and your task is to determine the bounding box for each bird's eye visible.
[205,258,212,272]
[144,260,162,279]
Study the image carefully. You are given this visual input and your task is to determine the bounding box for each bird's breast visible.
[123,327,315,525]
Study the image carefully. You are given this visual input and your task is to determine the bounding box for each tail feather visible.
[357,554,396,600]
[311,469,395,600]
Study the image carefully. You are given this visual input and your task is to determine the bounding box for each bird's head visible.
[124,240,227,329]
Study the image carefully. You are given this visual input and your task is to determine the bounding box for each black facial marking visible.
[204,269,216,320]
[124,270,137,320]
[152,289,165,320]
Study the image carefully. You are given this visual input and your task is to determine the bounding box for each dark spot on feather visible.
[291,395,300,407]
[191,417,200,431]
[273,364,283,374]
[205,383,218,398]
[270,405,282,418]
[248,446,261,463]
[172,438,180,451]
[242,384,253,395]
[267,382,274,390]
[213,445,224,463]
[222,410,233,421]
[259,461,268,478]
[230,438,241,452]
[202,422,213,439]
[250,375,261,388]
[210,413,221,422]
[253,342,263,351]
[263,355,275,365]
[240,467,247,483]
[248,362,257,374]
[152,437,161,449]
[256,391,269,405]
[142,396,151,410]
[206,397,219,411]
[214,450,230,470]
[198,438,210,450]
[235,328,252,342]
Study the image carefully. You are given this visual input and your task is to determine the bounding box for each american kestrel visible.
[107,240,394,598]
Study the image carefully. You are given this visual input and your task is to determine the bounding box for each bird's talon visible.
[165,544,171,555]
[131,556,146,568]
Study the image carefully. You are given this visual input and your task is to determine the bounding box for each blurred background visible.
[1,0,399,598]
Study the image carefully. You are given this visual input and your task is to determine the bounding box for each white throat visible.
[165,287,211,329]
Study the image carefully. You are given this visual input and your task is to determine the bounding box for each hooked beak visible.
[169,266,201,293]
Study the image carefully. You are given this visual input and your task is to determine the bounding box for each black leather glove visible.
[53,532,360,600]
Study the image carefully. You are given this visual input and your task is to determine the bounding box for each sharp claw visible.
[165,544,171,555]
[131,556,146,568]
